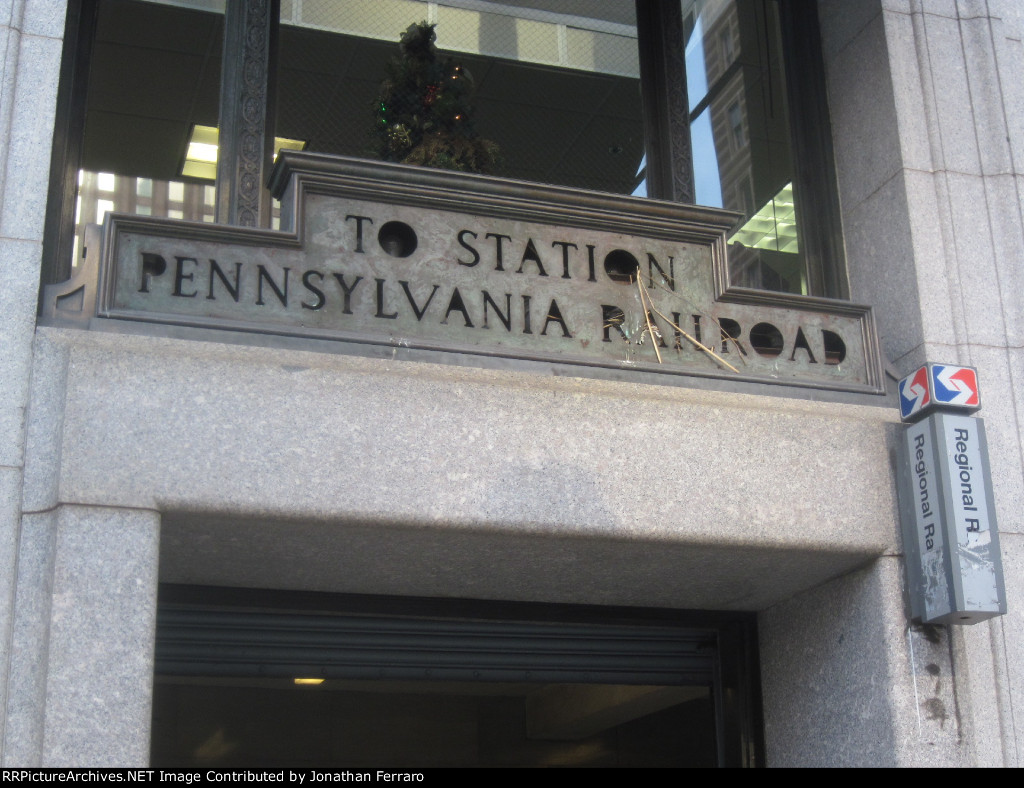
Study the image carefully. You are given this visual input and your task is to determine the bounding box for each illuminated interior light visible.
[730,182,799,253]
[182,125,307,180]
[187,142,218,164]
[293,678,325,686]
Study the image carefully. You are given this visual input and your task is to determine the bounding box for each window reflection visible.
[682,0,804,294]
[68,0,816,296]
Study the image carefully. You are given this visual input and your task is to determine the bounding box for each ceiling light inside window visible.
[182,125,307,180]
[730,183,799,254]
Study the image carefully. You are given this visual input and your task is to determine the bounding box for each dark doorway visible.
[152,678,715,767]
[150,586,763,767]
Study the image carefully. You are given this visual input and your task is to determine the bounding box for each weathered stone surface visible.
[40,506,159,767]
[760,557,967,768]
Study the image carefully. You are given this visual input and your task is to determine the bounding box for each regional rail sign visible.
[899,363,980,420]
[897,413,1005,624]
[43,153,884,394]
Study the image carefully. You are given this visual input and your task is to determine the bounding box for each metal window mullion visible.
[636,0,695,203]
[216,0,280,227]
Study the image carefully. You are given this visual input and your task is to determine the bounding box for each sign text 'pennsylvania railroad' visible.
[45,153,883,394]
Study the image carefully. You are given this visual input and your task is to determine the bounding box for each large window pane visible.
[61,0,834,299]
[72,0,224,267]
[683,0,806,294]
[277,0,645,195]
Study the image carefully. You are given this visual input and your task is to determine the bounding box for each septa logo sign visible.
[899,363,980,421]
[931,365,980,407]
[899,365,931,419]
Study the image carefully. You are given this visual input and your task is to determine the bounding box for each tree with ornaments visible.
[372,21,500,174]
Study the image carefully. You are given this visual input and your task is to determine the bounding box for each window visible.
[44,0,845,300]
[276,1,645,195]
[728,100,745,150]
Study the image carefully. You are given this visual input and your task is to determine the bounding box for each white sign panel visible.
[901,418,950,623]
[898,414,1006,624]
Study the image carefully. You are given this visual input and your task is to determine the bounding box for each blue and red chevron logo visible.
[899,363,980,420]
[931,364,979,407]
[899,366,931,419]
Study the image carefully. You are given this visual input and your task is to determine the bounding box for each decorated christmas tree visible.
[372,22,500,174]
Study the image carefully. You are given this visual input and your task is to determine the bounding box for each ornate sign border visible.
[43,153,884,396]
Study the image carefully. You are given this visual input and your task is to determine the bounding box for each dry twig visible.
[635,275,663,364]
[647,276,748,363]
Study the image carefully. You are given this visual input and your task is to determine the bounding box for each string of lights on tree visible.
[372,22,501,174]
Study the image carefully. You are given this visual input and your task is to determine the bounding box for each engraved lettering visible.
[456,230,480,267]
[586,244,598,282]
[301,270,325,311]
[551,241,577,280]
[486,232,512,272]
[139,252,166,294]
[172,256,199,298]
[346,215,374,253]
[374,277,397,319]
[789,326,818,363]
[647,253,675,291]
[256,265,289,307]
[482,291,512,331]
[602,305,628,343]
[332,273,363,315]
[399,281,439,321]
[207,260,242,302]
[517,238,548,277]
[541,299,572,338]
[441,287,474,327]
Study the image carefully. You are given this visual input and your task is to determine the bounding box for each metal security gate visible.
[153,586,763,767]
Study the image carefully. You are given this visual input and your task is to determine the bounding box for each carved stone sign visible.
[45,153,883,394]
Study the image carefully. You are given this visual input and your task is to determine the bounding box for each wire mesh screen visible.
[277,0,646,195]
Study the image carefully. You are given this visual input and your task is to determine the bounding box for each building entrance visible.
[152,677,715,767]
[150,586,763,767]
